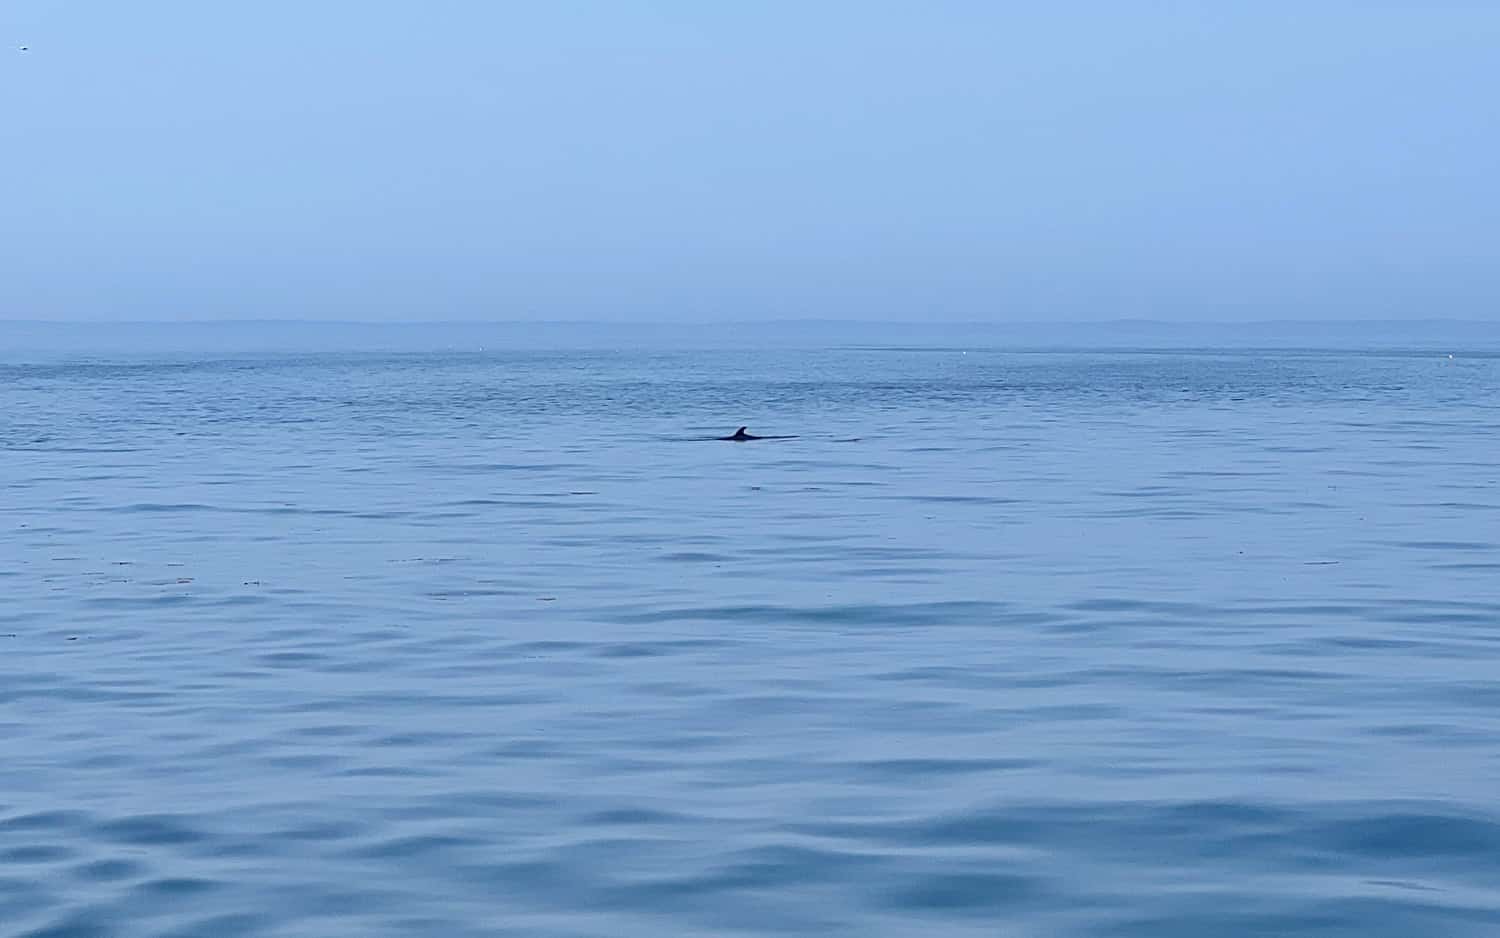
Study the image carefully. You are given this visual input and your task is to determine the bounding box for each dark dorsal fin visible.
[735,426,748,435]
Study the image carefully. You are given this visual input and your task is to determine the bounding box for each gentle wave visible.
[3,347,1499,935]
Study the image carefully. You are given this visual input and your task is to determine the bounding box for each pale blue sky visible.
[3,2,1497,321]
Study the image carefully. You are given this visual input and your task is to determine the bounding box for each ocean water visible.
[2,345,1499,937]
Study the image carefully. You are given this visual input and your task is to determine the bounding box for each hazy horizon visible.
[4,316,1495,356]
[5,2,1498,322]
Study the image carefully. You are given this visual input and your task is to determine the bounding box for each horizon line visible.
[2,317,1495,327]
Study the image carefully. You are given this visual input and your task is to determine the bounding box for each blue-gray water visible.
[3,346,1499,937]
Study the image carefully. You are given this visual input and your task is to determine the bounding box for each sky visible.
[2,1,1497,322]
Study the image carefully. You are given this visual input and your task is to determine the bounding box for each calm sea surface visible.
[3,346,1499,936]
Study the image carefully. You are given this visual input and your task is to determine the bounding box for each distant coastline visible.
[1,318,1494,355]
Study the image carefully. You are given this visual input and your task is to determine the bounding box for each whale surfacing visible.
[714,426,797,441]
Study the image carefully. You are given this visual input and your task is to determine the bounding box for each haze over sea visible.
[3,321,1499,937]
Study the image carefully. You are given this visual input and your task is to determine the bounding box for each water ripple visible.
[3,348,1499,935]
